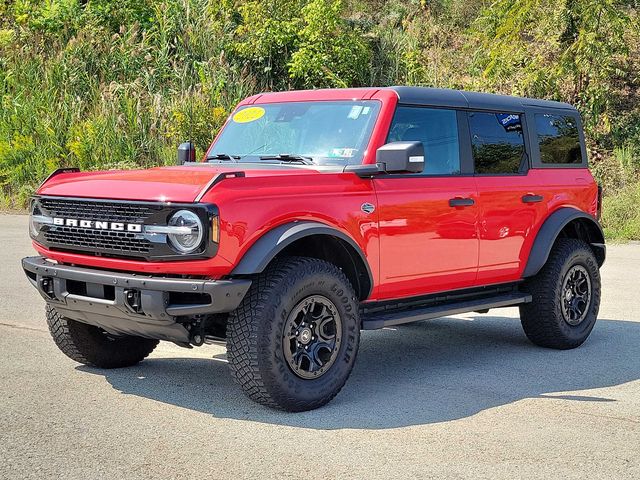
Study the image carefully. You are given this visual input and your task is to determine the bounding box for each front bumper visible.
[22,256,251,342]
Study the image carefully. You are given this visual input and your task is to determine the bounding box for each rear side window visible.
[469,112,525,174]
[387,106,460,175]
[535,114,582,164]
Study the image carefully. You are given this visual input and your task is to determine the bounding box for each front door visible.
[374,106,479,300]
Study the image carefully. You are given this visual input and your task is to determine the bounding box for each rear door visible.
[374,106,479,299]
[469,110,548,284]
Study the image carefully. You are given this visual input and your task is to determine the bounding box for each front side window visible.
[535,113,582,164]
[210,101,381,165]
[387,106,460,175]
[469,112,525,174]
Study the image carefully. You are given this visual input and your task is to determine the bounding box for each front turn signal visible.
[211,215,220,243]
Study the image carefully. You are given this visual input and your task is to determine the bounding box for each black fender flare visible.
[523,207,606,278]
[231,221,374,297]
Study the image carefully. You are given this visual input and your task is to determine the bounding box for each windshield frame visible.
[206,100,382,166]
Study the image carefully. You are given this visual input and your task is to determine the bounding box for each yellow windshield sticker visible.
[232,107,265,124]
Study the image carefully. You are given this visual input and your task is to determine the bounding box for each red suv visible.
[23,87,605,411]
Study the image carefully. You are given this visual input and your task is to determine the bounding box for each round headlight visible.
[29,200,44,238]
[29,215,42,238]
[167,210,203,254]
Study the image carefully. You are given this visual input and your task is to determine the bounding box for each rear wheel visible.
[519,239,601,349]
[227,257,360,411]
[46,305,158,368]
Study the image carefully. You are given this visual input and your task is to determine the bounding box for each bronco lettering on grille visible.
[52,217,142,233]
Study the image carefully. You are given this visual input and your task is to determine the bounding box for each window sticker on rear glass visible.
[232,106,265,124]
[330,148,357,158]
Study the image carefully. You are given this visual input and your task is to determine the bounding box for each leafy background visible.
[0,0,639,238]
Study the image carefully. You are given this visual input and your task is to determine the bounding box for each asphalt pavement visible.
[0,214,638,479]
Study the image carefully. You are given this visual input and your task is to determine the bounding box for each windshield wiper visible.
[259,154,315,165]
[206,153,240,162]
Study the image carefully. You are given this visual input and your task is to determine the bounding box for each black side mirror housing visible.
[177,142,196,165]
[376,141,424,173]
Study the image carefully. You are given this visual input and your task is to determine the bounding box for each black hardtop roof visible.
[388,86,576,112]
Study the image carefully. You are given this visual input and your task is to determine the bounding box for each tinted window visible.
[387,107,460,175]
[469,112,525,174]
[535,114,582,164]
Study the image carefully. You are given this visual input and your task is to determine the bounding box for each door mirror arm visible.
[343,163,383,178]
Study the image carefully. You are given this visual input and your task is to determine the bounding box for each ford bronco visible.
[23,87,605,411]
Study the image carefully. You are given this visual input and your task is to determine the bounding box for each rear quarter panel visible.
[517,168,598,277]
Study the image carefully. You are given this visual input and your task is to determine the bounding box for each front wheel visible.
[226,257,360,411]
[519,239,601,349]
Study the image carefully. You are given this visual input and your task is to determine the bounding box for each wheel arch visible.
[231,221,373,300]
[523,207,605,278]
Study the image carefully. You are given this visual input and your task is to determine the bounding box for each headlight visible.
[166,210,203,254]
[29,199,49,238]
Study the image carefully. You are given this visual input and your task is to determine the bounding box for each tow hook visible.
[40,277,55,299]
[124,289,143,314]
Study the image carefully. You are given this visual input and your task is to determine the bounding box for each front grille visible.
[39,198,154,224]
[32,196,217,261]
[43,227,152,254]
[36,197,161,259]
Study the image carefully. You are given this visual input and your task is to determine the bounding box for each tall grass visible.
[0,0,256,207]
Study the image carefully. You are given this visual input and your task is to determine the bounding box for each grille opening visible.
[168,291,211,306]
[44,227,152,254]
[103,285,115,300]
[66,280,115,300]
[67,280,87,296]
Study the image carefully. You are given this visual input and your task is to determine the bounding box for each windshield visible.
[209,101,381,165]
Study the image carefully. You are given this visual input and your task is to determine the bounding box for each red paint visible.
[34,88,599,302]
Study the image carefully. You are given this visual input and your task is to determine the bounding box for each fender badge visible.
[361,203,375,214]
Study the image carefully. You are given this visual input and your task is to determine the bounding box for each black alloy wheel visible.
[282,295,342,379]
[560,265,592,326]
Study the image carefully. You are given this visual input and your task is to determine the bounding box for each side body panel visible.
[373,177,479,299]
[475,169,597,283]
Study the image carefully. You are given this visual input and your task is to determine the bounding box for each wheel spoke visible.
[317,316,336,341]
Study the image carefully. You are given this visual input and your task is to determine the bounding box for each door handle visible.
[522,194,543,204]
[449,197,475,207]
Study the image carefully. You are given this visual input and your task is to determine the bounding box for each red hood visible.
[38,165,322,202]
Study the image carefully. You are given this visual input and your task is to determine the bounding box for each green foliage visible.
[601,181,640,240]
[232,0,303,88]
[0,0,639,239]
[472,0,631,136]
[289,0,371,87]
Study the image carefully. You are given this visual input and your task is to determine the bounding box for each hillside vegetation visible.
[0,0,639,238]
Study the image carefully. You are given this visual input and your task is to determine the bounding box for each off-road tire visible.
[227,257,360,412]
[520,239,601,349]
[46,305,159,368]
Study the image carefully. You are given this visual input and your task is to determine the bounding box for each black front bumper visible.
[22,256,251,342]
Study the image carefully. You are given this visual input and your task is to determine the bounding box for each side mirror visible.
[376,141,424,174]
[177,142,196,165]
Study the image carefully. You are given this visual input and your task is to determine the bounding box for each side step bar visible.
[361,292,532,330]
